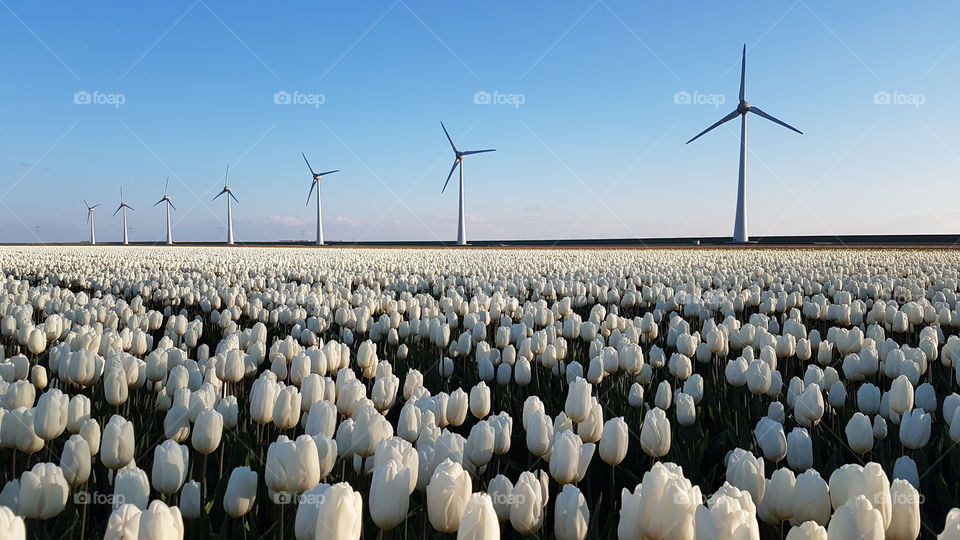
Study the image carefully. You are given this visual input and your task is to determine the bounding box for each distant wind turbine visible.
[686,45,803,243]
[84,198,100,245]
[440,122,495,246]
[113,187,134,245]
[301,153,340,246]
[212,165,238,245]
[153,177,176,245]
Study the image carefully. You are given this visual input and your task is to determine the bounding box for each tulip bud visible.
[554,485,589,540]
[599,417,628,466]
[19,463,69,519]
[427,459,471,533]
[101,415,135,470]
[152,439,189,495]
[223,466,258,518]
[192,409,224,455]
[640,407,670,458]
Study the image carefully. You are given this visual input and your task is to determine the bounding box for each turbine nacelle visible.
[737,100,751,114]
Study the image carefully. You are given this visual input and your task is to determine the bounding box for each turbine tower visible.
[686,45,803,243]
[153,177,176,245]
[84,199,100,245]
[113,187,134,245]
[213,164,238,245]
[440,122,495,246]
[301,153,340,246]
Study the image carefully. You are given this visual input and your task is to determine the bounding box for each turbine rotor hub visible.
[738,100,750,114]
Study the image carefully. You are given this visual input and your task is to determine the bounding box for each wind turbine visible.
[212,164,238,245]
[153,177,176,245]
[685,45,803,243]
[84,199,100,245]
[113,187,134,245]
[301,153,339,246]
[440,122,495,246]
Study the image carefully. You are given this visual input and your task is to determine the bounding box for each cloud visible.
[239,215,308,228]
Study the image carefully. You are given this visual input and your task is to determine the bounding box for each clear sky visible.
[1,1,958,243]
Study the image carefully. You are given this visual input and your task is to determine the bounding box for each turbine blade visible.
[83,198,89,208]
[317,170,340,176]
[739,44,746,102]
[213,189,226,201]
[441,159,460,193]
[225,164,229,186]
[127,205,135,211]
[302,152,317,175]
[749,107,803,135]
[154,199,164,207]
[164,176,169,196]
[306,181,316,206]
[440,122,458,153]
[169,201,177,211]
[92,204,100,209]
[685,109,740,144]
[461,149,496,155]
[229,191,239,203]
[113,206,121,216]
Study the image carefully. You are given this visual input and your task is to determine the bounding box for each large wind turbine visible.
[686,45,803,243]
[301,153,339,246]
[440,122,495,246]
[84,199,100,245]
[212,165,238,245]
[113,187,134,245]
[153,177,176,245]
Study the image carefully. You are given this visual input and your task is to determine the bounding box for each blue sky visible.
[1,1,958,243]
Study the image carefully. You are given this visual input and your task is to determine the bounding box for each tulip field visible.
[4,246,960,539]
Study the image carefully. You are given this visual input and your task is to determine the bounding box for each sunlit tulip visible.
[640,407,671,458]
[34,389,68,440]
[114,466,150,511]
[694,482,759,539]
[599,417,628,466]
[427,459,471,533]
[458,493,500,540]
[469,382,490,419]
[223,466,257,518]
[510,471,546,535]
[152,439,189,495]
[826,495,884,540]
[192,408,223,455]
[886,479,920,540]
[888,375,914,416]
[266,435,320,494]
[101,415,135,469]
[785,521,827,540]
[369,459,412,530]
[526,410,553,457]
[618,462,699,539]
[0,507,25,540]
[104,504,141,539]
[555,484,589,540]
[791,469,830,526]
[138,500,184,540]
[19,463,69,519]
[764,468,795,523]
[60,434,91,487]
[488,474,513,522]
[565,377,591,422]
[828,463,891,529]
[725,448,764,505]
[842,412,872,454]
